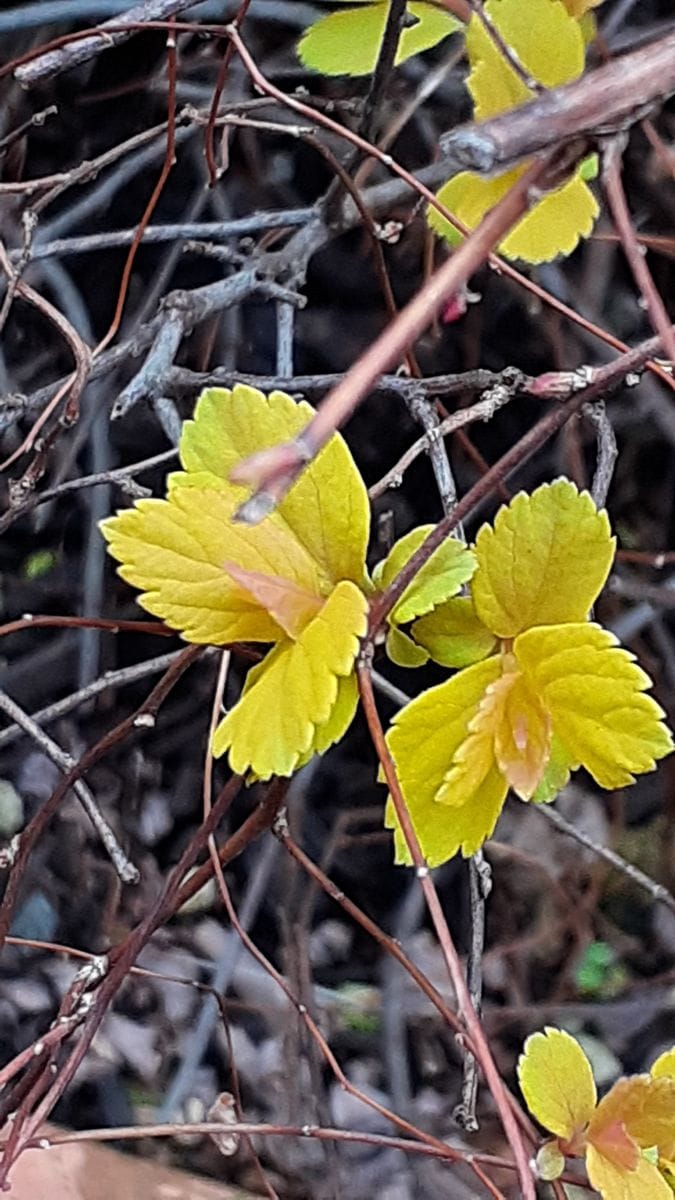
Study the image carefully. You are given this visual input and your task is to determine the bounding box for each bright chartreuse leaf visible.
[652,1050,675,1081]
[298,1,461,78]
[471,479,615,638]
[411,596,496,667]
[103,385,373,779]
[385,656,507,865]
[372,524,476,624]
[429,0,599,262]
[515,623,674,789]
[176,385,370,589]
[381,478,673,867]
[518,1027,597,1141]
[212,580,368,778]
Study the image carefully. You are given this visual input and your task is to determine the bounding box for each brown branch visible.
[357,662,536,1199]
[14,1,198,86]
[439,28,675,173]
[601,138,675,365]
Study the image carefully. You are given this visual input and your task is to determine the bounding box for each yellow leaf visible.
[652,1050,675,1080]
[586,1144,672,1200]
[562,0,603,16]
[385,657,507,865]
[516,623,674,789]
[518,1027,596,1140]
[590,1076,675,1161]
[430,164,599,264]
[212,581,368,778]
[430,0,597,264]
[223,562,322,639]
[467,0,584,122]
[372,526,476,625]
[471,479,615,637]
[175,385,370,589]
[411,596,497,668]
[294,673,360,770]
[493,665,552,799]
[297,1,461,78]
[102,486,322,645]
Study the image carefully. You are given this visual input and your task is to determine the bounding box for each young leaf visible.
[585,1148,671,1200]
[589,1076,675,1164]
[101,487,318,645]
[212,581,368,778]
[492,666,552,799]
[298,1,461,78]
[385,656,507,865]
[223,563,323,638]
[515,623,674,789]
[176,385,371,590]
[518,1028,597,1141]
[471,479,615,638]
[410,596,496,668]
[373,525,476,624]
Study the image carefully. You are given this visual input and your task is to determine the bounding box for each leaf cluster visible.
[102,387,673,868]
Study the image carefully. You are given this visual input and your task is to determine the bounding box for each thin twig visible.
[0,649,184,752]
[0,689,139,884]
[535,796,675,915]
[601,137,675,365]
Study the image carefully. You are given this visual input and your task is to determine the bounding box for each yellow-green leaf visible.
[411,596,496,667]
[518,1027,597,1140]
[471,479,615,638]
[175,385,370,589]
[385,624,430,668]
[384,657,507,865]
[430,165,599,264]
[298,1,461,78]
[372,525,476,625]
[531,732,576,803]
[212,581,368,777]
[101,486,322,645]
[652,1050,675,1080]
[515,623,674,789]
